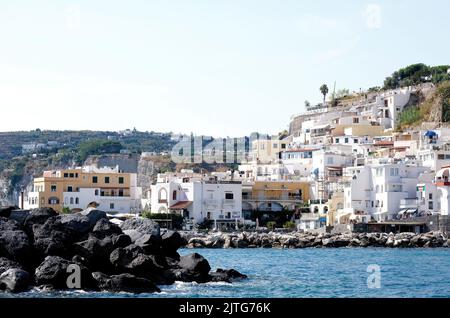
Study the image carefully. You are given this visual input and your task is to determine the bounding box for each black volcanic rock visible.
[92,272,160,294]
[162,231,186,254]
[120,218,160,237]
[24,208,58,232]
[0,228,32,264]
[0,212,246,294]
[32,217,77,258]
[0,268,31,293]
[210,268,248,283]
[92,219,123,239]
[0,257,23,275]
[34,256,96,290]
[179,253,211,275]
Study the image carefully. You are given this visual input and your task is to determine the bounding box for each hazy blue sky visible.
[1,0,449,137]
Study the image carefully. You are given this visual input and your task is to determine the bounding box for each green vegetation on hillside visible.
[384,63,450,89]
[76,139,123,163]
[397,81,450,130]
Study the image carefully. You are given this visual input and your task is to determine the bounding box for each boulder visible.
[59,214,93,235]
[178,253,211,275]
[210,268,248,283]
[0,206,15,218]
[111,234,132,249]
[34,256,95,290]
[109,245,145,270]
[134,233,162,255]
[122,229,143,243]
[79,208,108,227]
[32,217,77,258]
[8,210,30,226]
[92,219,123,239]
[92,272,160,294]
[73,236,114,271]
[0,268,30,293]
[0,217,20,231]
[0,257,22,275]
[0,229,32,264]
[161,231,186,252]
[120,218,160,237]
[24,208,58,231]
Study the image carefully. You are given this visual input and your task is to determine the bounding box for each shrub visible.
[283,221,296,230]
[141,212,184,229]
[61,207,71,214]
[266,221,276,230]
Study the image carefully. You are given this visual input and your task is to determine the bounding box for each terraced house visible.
[23,166,140,214]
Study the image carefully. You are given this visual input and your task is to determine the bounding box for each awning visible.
[169,201,192,210]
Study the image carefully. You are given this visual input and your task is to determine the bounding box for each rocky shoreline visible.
[0,207,246,294]
[181,230,450,249]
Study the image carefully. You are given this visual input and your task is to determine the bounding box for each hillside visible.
[397,81,450,131]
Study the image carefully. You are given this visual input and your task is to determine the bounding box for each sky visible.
[0,0,450,137]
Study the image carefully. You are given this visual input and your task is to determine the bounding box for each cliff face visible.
[137,155,174,190]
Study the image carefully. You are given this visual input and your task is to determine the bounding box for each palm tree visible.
[320,84,329,104]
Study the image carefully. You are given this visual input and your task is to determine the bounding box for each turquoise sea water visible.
[4,248,450,298]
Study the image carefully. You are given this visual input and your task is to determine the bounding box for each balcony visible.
[399,198,424,209]
[222,199,235,206]
[203,199,219,207]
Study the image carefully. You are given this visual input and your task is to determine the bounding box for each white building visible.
[338,160,428,223]
[150,174,243,226]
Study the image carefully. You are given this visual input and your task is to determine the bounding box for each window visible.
[353,118,359,124]
[63,173,69,178]
[75,173,79,178]
[281,144,286,149]
[273,143,278,149]
[110,203,114,210]
[438,154,445,160]
[119,177,124,184]
[48,197,59,205]
[75,197,79,204]
[354,139,358,144]
[225,193,234,200]
[390,168,399,176]
[428,201,434,209]
[429,193,433,200]
[345,138,349,144]
[172,190,177,200]
[119,189,123,197]
[51,185,57,192]
[207,212,211,219]
[105,177,110,184]
[95,189,99,196]
[69,173,74,178]
[67,186,73,192]
[70,197,74,204]
[93,176,98,184]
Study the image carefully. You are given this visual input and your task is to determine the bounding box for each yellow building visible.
[25,166,139,214]
[251,138,290,164]
[242,181,311,212]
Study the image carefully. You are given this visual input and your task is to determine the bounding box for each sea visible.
[3,248,450,298]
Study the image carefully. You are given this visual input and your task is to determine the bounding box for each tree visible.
[320,84,329,103]
[304,100,311,108]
